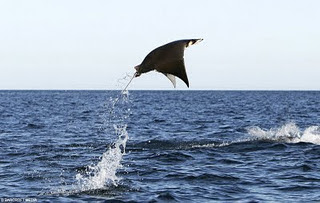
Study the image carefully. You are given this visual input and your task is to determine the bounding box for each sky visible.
[0,0,319,90]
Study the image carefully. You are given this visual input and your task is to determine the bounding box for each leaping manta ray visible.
[113,39,203,107]
[134,38,203,88]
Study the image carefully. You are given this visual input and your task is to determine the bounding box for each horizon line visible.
[0,89,319,91]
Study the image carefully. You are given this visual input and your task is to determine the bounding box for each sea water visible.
[0,90,319,202]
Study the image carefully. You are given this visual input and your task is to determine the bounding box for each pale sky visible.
[0,0,319,90]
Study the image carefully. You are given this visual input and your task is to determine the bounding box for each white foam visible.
[300,126,320,144]
[191,141,232,149]
[247,122,320,145]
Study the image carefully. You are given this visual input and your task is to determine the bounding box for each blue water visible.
[1,90,320,202]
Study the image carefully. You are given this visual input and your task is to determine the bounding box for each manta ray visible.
[111,39,203,108]
[134,39,203,88]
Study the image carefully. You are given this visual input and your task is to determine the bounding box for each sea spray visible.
[247,122,320,145]
[75,124,129,191]
[46,88,133,195]
[298,126,320,144]
[192,123,320,150]
[72,87,132,192]
[74,87,132,191]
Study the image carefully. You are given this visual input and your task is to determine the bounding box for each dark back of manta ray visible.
[139,39,198,87]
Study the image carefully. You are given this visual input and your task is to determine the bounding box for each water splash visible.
[70,80,133,192]
[247,122,320,145]
[46,124,129,196]
[46,88,132,196]
[73,86,132,192]
[192,123,320,149]
[75,124,129,191]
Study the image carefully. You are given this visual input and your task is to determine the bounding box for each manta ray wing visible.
[157,59,189,87]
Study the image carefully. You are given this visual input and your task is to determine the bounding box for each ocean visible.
[0,90,319,202]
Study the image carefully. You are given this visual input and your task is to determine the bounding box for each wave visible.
[128,139,231,151]
[247,122,320,145]
[129,123,320,152]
